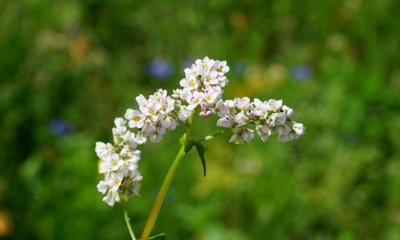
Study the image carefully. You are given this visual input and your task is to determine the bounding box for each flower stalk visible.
[124,208,136,240]
[140,115,194,240]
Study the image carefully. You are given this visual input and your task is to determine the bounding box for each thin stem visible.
[196,130,225,142]
[124,208,136,240]
[140,115,194,240]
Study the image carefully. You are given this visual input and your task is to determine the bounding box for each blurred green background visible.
[1,0,400,239]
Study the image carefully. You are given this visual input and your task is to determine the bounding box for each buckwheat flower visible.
[203,88,220,104]
[277,125,291,142]
[203,71,219,85]
[282,105,293,117]
[112,118,128,142]
[99,153,116,173]
[125,109,144,129]
[234,97,251,110]
[293,123,305,135]
[217,115,235,128]
[229,127,254,145]
[136,94,147,108]
[214,99,229,117]
[199,102,214,118]
[130,171,143,195]
[121,131,138,149]
[180,77,199,90]
[109,172,124,192]
[103,190,120,206]
[224,99,236,109]
[95,142,114,160]
[178,105,194,121]
[126,156,140,172]
[234,112,249,126]
[213,60,230,76]
[135,131,147,144]
[184,66,198,79]
[256,125,271,141]
[268,112,287,126]
[97,180,108,194]
[188,91,205,108]
[109,153,125,171]
[141,119,156,134]
[195,56,214,73]
[266,99,283,112]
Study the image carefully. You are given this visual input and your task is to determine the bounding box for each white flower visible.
[203,88,220,104]
[109,154,124,171]
[217,115,235,128]
[179,105,194,122]
[214,99,229,117]
[141,118,156,134]
[130,171,143,195]
[149,132,163,143]
[213,60,229,75]
[282,105,293,117]
[256,125,271,142]
[180,77,199,90]
[266,99,283,112]
[109,172,124,193]
[95,142,114,160]
[103,191,120,206]
[229,127,254,145]
[135,94,147,110]
[202,71,219,85]
[97,180,108,194]
[234,112,249,126]
[135,131,147,145]
[266,112,286,127]
[99,153,123,173]
[293,123,305,135]
[277,125,291,142]
[122,131,138,149]
[234,97,250,110]
[125,109,144,128]
[224,99,236,108]
[195,56,214,73]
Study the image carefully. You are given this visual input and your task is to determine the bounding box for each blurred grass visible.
[1,0,400,239]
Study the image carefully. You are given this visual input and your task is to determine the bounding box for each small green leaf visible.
[184,140,195,153]
[195,142,207,177]
[148,233,166,240]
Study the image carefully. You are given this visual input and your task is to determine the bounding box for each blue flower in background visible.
[232,61,248,77]
[49,118,74,136]
[291,64,313,81]
[147,59,173,80]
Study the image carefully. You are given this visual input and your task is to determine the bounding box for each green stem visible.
[140,115,193,240]
[124,208,136,240]
[196,130,225,143]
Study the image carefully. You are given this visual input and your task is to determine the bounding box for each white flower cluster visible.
[95,118,143,206]
[214,97,305,144]
[125,89,178,143]
[95,57,305,206]
[172,57,229,119]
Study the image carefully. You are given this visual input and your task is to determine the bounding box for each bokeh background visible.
[1,0,400,239]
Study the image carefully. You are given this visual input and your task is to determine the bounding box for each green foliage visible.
[1,0,400,239]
